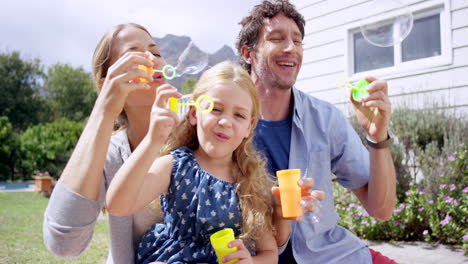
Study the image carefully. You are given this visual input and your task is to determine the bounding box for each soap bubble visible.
[359,0,413,47]
[156,41,209,80]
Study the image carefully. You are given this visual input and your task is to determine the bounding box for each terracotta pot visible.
[33,176,53,193]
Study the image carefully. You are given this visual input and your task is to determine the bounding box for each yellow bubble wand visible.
[168,95,214,114]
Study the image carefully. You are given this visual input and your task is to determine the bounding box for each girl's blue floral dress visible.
[136,147,243,264]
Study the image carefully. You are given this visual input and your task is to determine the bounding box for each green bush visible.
[344,107,468,254]
[334,154,467,252]
[19,118,84,179]
[349,107,468,202]
[0,116,18,181]
[392,108,467,201]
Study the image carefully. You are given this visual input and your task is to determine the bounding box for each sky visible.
[0,0,308,73]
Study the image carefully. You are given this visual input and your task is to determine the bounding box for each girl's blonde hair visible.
[162,61,275,241]
[92,23,152,131]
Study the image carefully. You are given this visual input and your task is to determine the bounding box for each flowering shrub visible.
[334,144,468,255]
[33,170,51,178]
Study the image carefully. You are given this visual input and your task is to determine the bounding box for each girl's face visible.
[110,26,167,109]
[189,81,254,161]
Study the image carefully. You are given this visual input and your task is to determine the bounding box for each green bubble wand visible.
[337,77,370,102]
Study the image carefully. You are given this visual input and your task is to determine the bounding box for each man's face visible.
[250,13,303,90]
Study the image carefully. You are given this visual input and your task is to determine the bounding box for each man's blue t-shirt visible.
[253,114,292,177]
[253,114,296,264]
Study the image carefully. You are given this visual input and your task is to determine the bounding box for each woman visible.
[43,23,170,264]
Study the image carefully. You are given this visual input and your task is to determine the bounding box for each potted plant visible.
[32,170,54,194]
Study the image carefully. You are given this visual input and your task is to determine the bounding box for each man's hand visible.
[351,77,391,142]
[272,178,325,221]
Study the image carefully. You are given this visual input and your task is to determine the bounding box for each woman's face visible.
[110,26,167,110]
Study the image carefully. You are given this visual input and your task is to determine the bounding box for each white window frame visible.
[344,0,452,81]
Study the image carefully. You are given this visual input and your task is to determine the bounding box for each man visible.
[236,1,398,263]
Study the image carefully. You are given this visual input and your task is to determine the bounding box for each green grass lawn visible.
[0,192,109,263]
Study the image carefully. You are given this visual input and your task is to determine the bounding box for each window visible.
[354,31,394,73]
[402,14,441,62]
[346,1,451,77]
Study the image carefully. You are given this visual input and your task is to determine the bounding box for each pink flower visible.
[440,215,452,226]
[423,230,428,235]
[463,235,468,241]
[361,220,369,225]
[463,187,468,193]
[405,190,411,195]
[440,184,446,188]
[444,196,453,203]
[418,207,424,212]
[394,221,400,226]
[428,200,434,204]
[449,184,456,191]
[409,181,414,186]
[448,156,455,161]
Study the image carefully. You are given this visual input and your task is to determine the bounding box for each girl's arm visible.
[251,230,278,263]
[223,231,278,264]
[106,85,182,216]
[106,143,173,216]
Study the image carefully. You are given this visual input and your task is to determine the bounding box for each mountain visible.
[153,34,238,90]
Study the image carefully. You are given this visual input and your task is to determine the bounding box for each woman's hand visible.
[222,239,253,264]
[147,84,182,144]
[96,51,155,120]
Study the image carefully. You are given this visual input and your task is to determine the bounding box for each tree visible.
[0,116,18,181]
[44,63,97,121]
[0,51,47,131]
[19,118,84,179]
[181,77,197,95]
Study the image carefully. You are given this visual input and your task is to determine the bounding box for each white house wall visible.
[292,0,468,115]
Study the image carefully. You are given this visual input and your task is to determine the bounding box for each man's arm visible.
[352,146,396,220]
[351,77,396,220]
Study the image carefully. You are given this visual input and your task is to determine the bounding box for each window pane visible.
[354,31,394,73]
[402,14,441,62]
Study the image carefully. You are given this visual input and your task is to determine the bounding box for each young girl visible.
[106,61,281,263]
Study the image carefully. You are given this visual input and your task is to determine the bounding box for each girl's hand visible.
[96,51,155,120]
[148,84,182,144]
[222,239,253,264]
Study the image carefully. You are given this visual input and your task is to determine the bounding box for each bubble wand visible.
[337,77,370,102]
[168,95,214,115]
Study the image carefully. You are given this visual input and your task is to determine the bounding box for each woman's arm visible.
[59,51,155,200]
[44,52,155,258]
